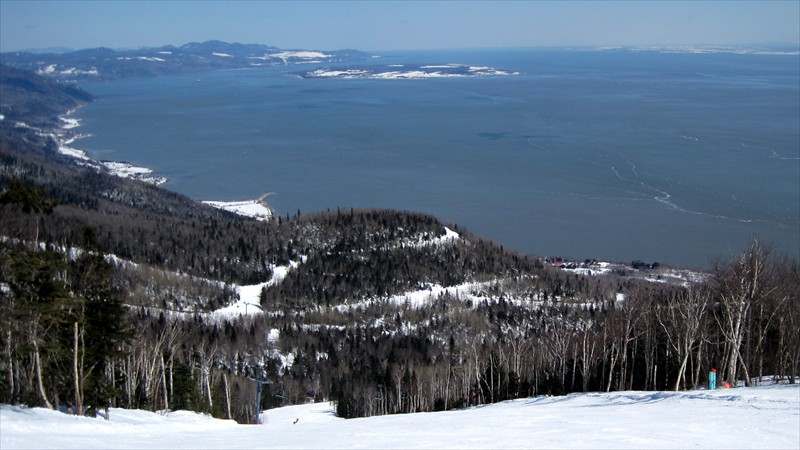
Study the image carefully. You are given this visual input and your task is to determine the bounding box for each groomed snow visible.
[209,261,301,319]
[2,383,797,449]
[209,282,267,318]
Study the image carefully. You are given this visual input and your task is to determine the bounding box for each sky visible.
[1,0,798,53]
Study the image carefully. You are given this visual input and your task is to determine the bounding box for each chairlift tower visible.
[248,375,271,424]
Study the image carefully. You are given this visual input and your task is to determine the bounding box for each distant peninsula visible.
[0,40,369,81]
[0,40,522,82]
[294,63,518,79]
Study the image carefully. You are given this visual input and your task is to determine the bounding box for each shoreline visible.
[54,109,273,221]
[54,110,169,185]
[201,199,273,221]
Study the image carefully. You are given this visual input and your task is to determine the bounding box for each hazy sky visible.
[1,1,798,53]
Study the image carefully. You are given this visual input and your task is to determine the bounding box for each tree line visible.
[3,185,796,422]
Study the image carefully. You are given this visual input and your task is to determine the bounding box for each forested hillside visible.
[0,41,368,81]
[0,64,93,127]
[1,65,797,424]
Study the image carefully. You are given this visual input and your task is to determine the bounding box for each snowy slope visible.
[2,384,798,449]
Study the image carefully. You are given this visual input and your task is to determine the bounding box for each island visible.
[293,63,518,79]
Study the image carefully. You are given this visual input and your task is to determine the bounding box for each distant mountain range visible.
[0,40,369,81]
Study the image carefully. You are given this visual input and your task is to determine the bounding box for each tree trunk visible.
[725,309,746,386]
[6,330,14,403]
[33,339,53,409]
[73,322,83,414]
[605,343,617,392]
[444,363,451,411]
[205,367,213,410]
[160,354,169,411]
[674,352,690,391]
[223,372,232,420]
[692,341,703,389]
[652,363,658,390]
[169,353,174,405]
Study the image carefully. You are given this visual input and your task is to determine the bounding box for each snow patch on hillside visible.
[60,117,81,129]
[271,51,331,59]
[100,161,168,185]
[429,226,459,245]
[209,260,303,319]
[386,280,491,308]
[37,65,99,77]
[202,199,272,221]
[57,143,91,160]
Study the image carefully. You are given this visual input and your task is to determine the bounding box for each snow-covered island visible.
[294,63,519,79]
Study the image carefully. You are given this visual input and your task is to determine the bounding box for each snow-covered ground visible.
[270,50,331,59]
[335,280,493,313]
[202,199,273,221]
[209,260,301,319]
[247,50,332,65]
[98,161,168,185]
[2,383,797,449]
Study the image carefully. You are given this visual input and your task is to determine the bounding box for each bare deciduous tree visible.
[656,286,710,391]
[714,238,776,387]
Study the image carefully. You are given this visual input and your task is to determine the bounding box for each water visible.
[74,49,800,268]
